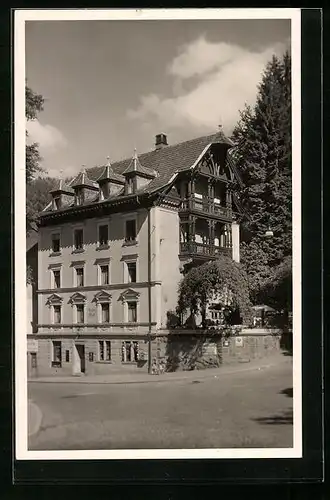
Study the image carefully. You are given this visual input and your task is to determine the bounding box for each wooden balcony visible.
[180,197,230,218]
[180,241,232,259]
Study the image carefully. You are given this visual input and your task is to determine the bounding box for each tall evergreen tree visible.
[232,52,292,301]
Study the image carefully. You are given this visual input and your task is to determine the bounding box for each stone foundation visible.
[152,329,283,373]
[27,329,285,378]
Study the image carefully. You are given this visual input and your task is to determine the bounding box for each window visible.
[52,341,62,367]
[121,341,138,362]
[125,219,136,242]
[99,340,111,361]
[74,229,84,250]
[31,352,37,369]
[53,269,61,289]
[89,352,94,362]
[101,303,110,323]
[100,265,109,285]
[75,189,84,206]
[53,305,61,324]
[76,267,84,287]
[127,262,136,283]
[65,350,70,362]
[127,301,137,323]
[51,233,60,253]
[127,178,133,195]
[98,225,108,247]
[76,304,84,323]
[54,197,61,210]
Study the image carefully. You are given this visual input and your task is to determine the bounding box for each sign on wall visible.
[27,339,38,352]
[235,336,243,347]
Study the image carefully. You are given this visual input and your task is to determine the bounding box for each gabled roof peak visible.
[50,178,75,195]
[71,168,99,190]
[123,149,157,179]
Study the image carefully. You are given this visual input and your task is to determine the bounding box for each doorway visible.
[76,344,86,373]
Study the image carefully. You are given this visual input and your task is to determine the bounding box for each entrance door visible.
[76,344,86,373]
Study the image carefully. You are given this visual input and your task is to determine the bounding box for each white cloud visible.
[128,37,287,135]
[27,120,67,151]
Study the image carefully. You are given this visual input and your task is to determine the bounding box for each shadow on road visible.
[253,408,293,425]
[280,387,293,398]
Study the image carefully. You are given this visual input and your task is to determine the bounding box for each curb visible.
[28,400,43,437]
[28,355,290,386]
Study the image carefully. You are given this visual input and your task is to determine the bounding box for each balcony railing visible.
[180,197,230,217]
[180,241,232,257]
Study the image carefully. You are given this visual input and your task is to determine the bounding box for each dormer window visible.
[75,189,84,206]
[53,197,61,210]
[127,178,134,195]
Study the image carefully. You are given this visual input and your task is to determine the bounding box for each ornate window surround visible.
[69,291,87,324]
[119,288,140,323]
[93,290,112,324]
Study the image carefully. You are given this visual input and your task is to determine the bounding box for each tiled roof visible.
[71,170,99,190]
[87,131,229,194]
[50,179,75,195]
[122,150,157,179]
[96,164,125,184]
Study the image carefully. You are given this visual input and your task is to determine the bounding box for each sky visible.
[25,18,291,178]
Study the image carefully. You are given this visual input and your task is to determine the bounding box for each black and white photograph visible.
[15,8,302,460]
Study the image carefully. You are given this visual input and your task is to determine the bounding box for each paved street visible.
[28,356,293,450]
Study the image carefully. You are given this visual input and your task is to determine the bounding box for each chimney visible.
[155,133,168,150]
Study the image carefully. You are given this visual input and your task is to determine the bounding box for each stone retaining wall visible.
[152,329,283,373]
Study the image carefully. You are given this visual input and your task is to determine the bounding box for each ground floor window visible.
[99,340,111,361]
[121,341,139,363]
[52,341,62,367]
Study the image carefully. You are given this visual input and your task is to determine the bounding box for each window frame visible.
[53,304,62,324]
[100,264,110,286]
[121,254,138,284]
[51,231,61,255]
[96,258,111,286]
[52,269,61,289]
[122,213,138,245]
[97,221,110,249]
[127,300,138,323]
[72,261,86,288]
[126,261,137,284]
[121,341,139,363]
[101,302,110,323]
[75,266,84,288]
[76,303,85,324]
[51,340,62,368]
[98,340,111,362]
[72,225,85,253]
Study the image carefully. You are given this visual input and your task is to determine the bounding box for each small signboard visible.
[235,336,243,347]
[27,339,38,352]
